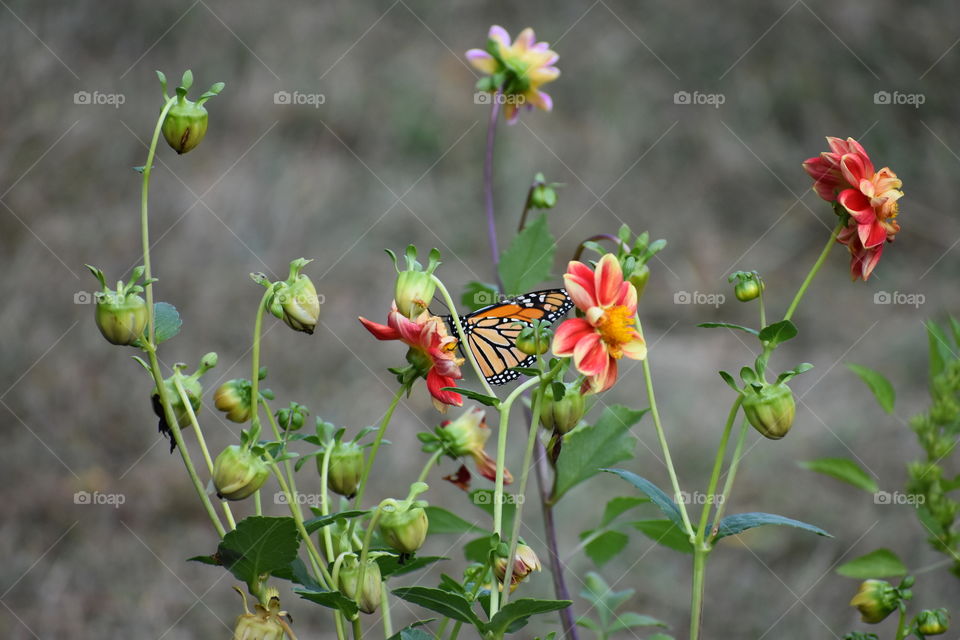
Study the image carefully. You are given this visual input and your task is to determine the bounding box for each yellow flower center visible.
[596,305,635,358]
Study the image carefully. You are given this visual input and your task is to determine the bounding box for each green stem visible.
[447,621,462,640]
[709,421,749,539]
[354,386,405,509]
[417,449,444,484]
[430,276,498,400]
[250,287,274,431]
[690,547,707,640]
[319,442,336,560]
[695,398,743,546]
[172,376,236,530]
[782,222,842,322]
[434,618,451,640]
[254,490,262,516]
[381,589,393,638]
[894,606,908,640]
[353,616,363,640]
[269,459,334,588]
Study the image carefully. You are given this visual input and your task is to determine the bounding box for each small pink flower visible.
[553,254,646,393]
[359,304,464,410]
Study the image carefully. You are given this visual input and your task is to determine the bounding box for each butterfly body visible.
[444,289,573,385]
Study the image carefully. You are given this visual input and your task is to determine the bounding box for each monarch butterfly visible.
[444,289,573,385]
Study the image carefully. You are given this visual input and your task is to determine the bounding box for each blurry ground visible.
[2,1,959,638]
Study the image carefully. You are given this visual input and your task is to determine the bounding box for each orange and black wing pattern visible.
[447,289,573,385]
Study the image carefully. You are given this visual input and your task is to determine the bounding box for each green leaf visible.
[603,469,684,528]
[498,213,556,295]
[758,320,798,347]
[697,322,759,336]
[153,302,182,344]
[715,512,832,541]
[926,320,952,379]
[187,554,219,566]
[798,457,878,493]
[463,536,490,563]
[835,548,907,579]
[387,622,436,640]
[630,519,693,554]
[272,557,323,591]
[442,387,499,407]
[607,612,668,632]
[718,370,740,392]
[216,517,300,586]
[601,496,649,527]
[553,406,646,501]
[424,506,486,535]
[303,510,369,534]
[581,530,630,567]
[376,555,446,579]
[460,281,500,312]
[469,490,518,536]
[485,598,572,637]
[296,588,359,618]
[391,587,481,626]
[647,635,676,640]
[579,571,634,629]
[847,364,895,414]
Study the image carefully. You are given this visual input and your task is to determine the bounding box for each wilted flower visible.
[360,304,464,411]
[466,25,560,124]
[438,407,512,489]
[495,543,541,591]
[553,254,646,392]
[232,588,294,640]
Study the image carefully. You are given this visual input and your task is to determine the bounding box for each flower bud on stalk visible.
[320,440,365,499]
[151,353,217,450]
[729,270,764,302]
[916,608,949,635]
[337,555,382,614]
[85,265,151,346]
[157,70,224,155]
[742,382,796,440]
[388,245,441,319]
[232,588,293,640]
[516,323,551,356]
[213,445,270,501]
[539,384,586,435]
[215,379,253,423]
[378,483,430,555]
[528,173,560,210]
[267,259,320,334]
[849,579,898,624]
[494,543,541,591]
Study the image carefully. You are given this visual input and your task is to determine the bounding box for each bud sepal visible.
[387,245,441,318]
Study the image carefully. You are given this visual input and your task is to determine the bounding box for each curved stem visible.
[354,386,405,509]
[894,606,908,640]
[709,421,749,539]
[353,616,364,640]
[483,92,503,286]
[249,287,274,432]
[319,442,336,560]
[417,449,444,484]
[431,276,498,400]
[572,234,630,262]
[783,222,842,322]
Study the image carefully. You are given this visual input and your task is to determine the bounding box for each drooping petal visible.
[593,254,624,308]
[359,316,400,340]
[503,102,520,124]
[472,449,512,484]
[427,370,462,408]
[465,49,498,74]
[552,318,594,355]
[573,332,608,377]
[443,465,472,491]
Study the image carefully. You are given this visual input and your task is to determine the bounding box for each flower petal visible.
[594,254,624,308]
[488,25,511,47]
[837,189,875,223]
[620,334,647,360]
[359,316,400,340]
[563,261,598,310]
[859,221,888,249]
[589,356,618,393]
[573,333,608,376]
[427,370,463,407]
[465,49,498,74]
[553,317,594,355]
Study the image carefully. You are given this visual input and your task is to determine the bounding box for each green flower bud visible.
[540,385,586,435]
[516,323,551,356]
[232,588,292,640]
[742,383,796,440]
[275,402,308,431]
[85,264,150,346]
[389,245,441,319]
[916,608,950,635]
[378,483,430,555]
[213,445,269,500]
[215,379,253,423]
[158,70,224,155]
[338,556,382,614]
[627,264,650,300]
[729,270,764,302]
[269,258,320,334]
[529,180,558,209]
[322,440,365,499]
[850,579,898,624]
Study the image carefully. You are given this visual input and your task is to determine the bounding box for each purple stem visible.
[484,91,504,288]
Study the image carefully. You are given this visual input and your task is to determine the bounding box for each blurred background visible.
[2,1,958,638]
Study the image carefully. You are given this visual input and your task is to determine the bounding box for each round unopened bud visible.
[162,98,209,154]
[516,324,551,356]
[916,608,950,635]
[379,500,429,554]
[322,441,365,498]
[540,386,586,435]
[850,579,898,624]
[530,183,557,209]
[494,543,542,591]
[232,588,291,640]
[734,278,764,302]
[742,383,796,440]
[215,379,253,423]
[391,246,442,319]
[213,445,269,501]
[271,259,319,334]
[338,557,382,614]
[95,291,148,346]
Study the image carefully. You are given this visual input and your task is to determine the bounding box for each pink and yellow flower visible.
[359,303,463,410]
[466,25,559,124]
[802,136,872,202]
[553,254,647,393]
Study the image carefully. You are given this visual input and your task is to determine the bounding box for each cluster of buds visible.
[157,70,224,155]
[728,270,765,302]
[494,543,542,592]
[336,554,383,615]
[232,587,294,640]
[255,259,321,335]
[275,401,308,432]
[85,264,153,346]
[539,382,587,436]
[378,482,430,556]
[151,353,217,449]
[388,245,441,319]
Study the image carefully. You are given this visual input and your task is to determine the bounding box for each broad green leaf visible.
[460,281,500,312]
[463,536,490,563]
[272,557,323,591]
[391,587,481,626]
[835,548,907,579]
[608,612,668,632]
[630,519,693,554]
[425,506,486,535]
[581,530,629,567]
[798,457,878,493]
[698,322,759,336]
[498,213,556,295]
[153,302,182,344]
[303,510,369,534]
[553,406,646,501]
[603,469,684,528]
[601,496,649,527]
[296,588,359,618]
[715,512,831,541]
[485,598,572,637]
[758,320,798,346]
[847,364,895,414]
[387,622,435,640]
[217,516,300,586]
[443,387,499,407]
[376,555,446,579]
